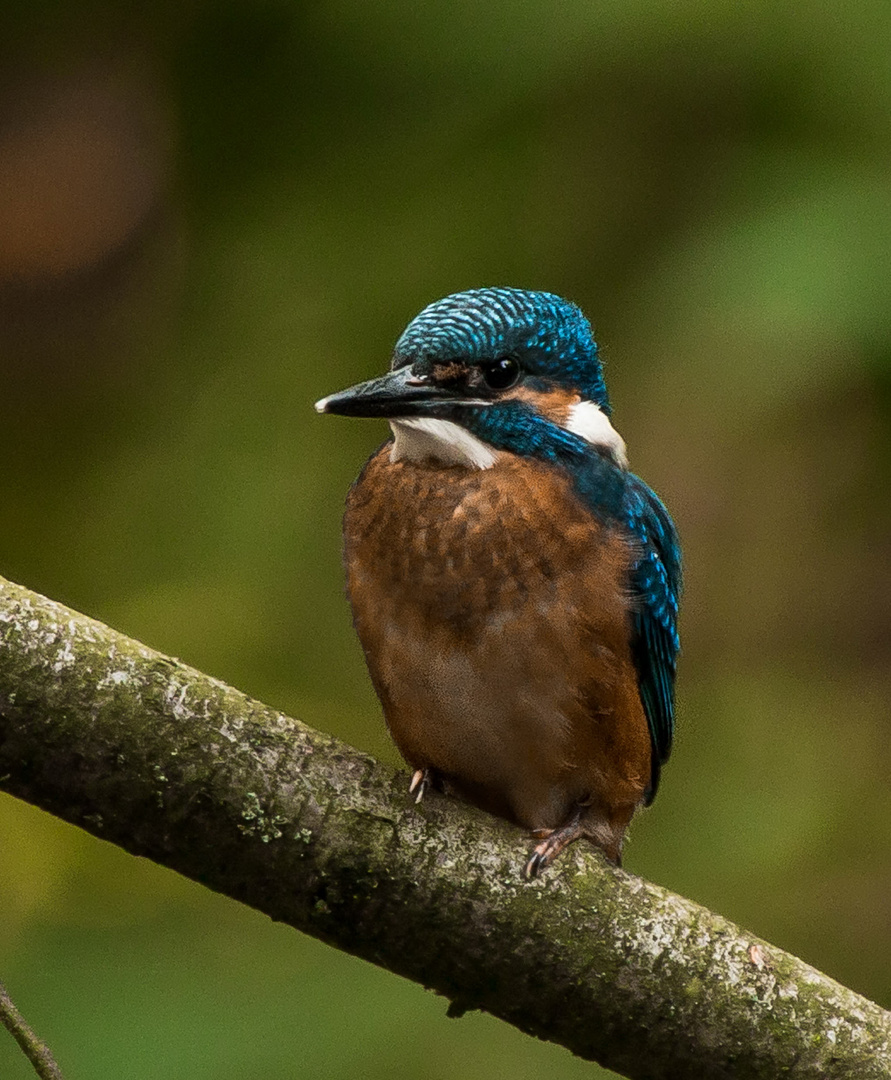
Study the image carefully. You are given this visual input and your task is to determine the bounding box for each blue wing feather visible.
[623,473,681,804]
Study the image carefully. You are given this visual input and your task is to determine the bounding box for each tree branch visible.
[0,981,65,1080]
[0,573,888,1080]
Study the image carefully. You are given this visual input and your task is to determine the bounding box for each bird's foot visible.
[408,767,440,804]
[524,809,584,879]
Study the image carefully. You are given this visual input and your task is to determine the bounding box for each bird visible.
[315,287,680,877]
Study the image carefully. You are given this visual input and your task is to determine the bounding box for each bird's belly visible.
[344,449,651,831]
[373,604,602,827]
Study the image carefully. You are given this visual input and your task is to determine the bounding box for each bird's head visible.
[315,288,627,470]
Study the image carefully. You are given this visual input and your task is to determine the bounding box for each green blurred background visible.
[1,2,890,1077]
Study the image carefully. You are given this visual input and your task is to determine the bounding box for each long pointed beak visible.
[315,367,488,419]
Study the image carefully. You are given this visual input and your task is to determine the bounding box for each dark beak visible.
[315,367,487,419]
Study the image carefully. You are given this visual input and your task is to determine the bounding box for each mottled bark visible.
[0,574,888,1080]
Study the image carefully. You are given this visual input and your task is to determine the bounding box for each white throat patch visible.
[565,401,628,468]
[389,418,498,470]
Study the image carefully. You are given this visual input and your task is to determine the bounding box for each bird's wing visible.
[623,473,682,804]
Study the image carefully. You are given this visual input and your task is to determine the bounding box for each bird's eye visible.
[480,356,520,390]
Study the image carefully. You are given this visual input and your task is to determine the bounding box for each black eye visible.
[480,356,520,390]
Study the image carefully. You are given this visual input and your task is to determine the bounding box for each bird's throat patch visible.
[389,417,499,470]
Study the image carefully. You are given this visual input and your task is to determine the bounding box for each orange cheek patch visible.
[504,385,581,425]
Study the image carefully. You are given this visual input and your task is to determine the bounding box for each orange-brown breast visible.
[344,443,651,838]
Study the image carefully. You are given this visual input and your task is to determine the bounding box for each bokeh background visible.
[1,2,890,1077]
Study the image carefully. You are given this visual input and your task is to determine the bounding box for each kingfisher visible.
[316,288,680,877]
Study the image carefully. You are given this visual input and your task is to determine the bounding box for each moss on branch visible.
[0,574,889,1080]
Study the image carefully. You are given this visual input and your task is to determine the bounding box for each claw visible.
[522,808,584,879]
[409,768,435,803]
[524,837,558,879]
[524,850,546,879]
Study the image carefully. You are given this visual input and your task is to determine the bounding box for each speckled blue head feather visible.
[392,287,611,415]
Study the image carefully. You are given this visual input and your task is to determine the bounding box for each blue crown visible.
[393,287,611,415]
